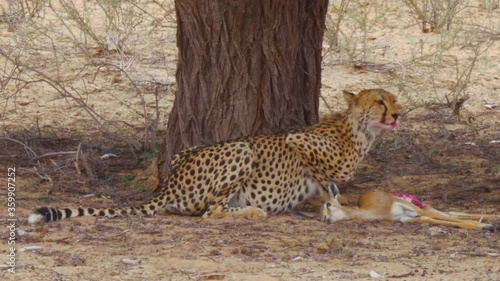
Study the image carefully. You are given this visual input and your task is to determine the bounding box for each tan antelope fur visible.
[321,183,496,231]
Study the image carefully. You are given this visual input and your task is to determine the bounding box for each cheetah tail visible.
[27,204,156,224]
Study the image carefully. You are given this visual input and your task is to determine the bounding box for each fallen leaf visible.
[240,247,254,256]
[369,270,385,278]
[122,258,141,265]
[39,227,48,239]
[209,249,221,256]
[21,246,43,251]
[199,274,225,280]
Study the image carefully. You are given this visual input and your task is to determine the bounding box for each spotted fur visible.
[28,89,401,223]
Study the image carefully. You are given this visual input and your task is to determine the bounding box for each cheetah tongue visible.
[382,120,398,129]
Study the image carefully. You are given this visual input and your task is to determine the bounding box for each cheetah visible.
[28,89,400,223]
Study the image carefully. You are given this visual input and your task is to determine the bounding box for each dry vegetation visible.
[0,0,499,280]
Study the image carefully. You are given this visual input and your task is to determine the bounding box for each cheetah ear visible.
[343,90,357,108]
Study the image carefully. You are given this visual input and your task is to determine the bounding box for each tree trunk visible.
[158,0,328,182]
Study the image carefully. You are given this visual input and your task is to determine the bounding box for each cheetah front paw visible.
[202,206,267,219]
[239,206,267,219]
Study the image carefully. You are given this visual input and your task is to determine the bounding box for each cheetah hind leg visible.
[203,192,267,219]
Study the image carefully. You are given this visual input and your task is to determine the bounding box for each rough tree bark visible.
[158,0,329,182]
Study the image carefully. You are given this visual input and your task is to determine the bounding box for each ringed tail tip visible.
[28,207,51,224]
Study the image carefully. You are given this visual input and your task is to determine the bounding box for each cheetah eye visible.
[375,100,384,106]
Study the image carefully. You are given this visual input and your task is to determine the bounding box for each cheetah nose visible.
[392,113,399,120]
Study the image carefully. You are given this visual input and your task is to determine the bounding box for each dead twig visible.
[36,151,78,159]
[457,251,488,257]
[424,182,495,201]
[33,166,54,187]
[320,94,335,114]
[0,136,37,159]
[75,143,82,176]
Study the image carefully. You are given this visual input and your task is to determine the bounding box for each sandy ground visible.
[1,1,499,280]
[2,128,500,281]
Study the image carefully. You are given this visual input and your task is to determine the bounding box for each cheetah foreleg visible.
[203,205,267,219]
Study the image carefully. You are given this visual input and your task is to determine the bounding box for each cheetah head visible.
[344,89,401,133]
